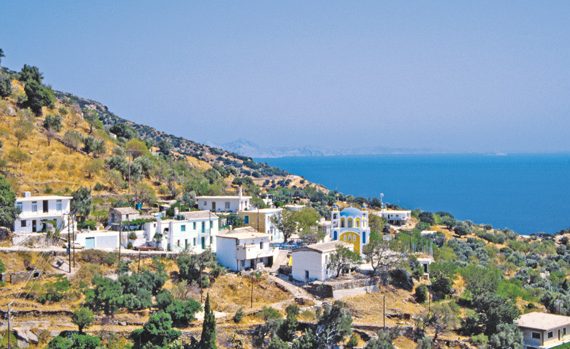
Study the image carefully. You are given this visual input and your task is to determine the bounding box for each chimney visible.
[24,191,31,198]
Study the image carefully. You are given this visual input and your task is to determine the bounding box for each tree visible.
[363,234,402,276]
[277,304,299,341]
[72,187,91,222]
[453,221,472,236]
[72,307,94,333]
[63,130,83,151]
[418,212,435,225]
[84,275,122,316]
[165,299,202,325]
[0,73,11,98]
[125,139,149,159]
[131,311,181,348]
[158,139,172,156]
[133,182,157,206]
[199,293,217,349]
[292,329,318,349]
[6,148,30,170]
[327,245,360,277]
[368,214,386,234]
[14,115,34,147]
[43,115,62,146]
[272,209,298,243]
[423,303,459,343]
[83,136,106,157]
[365,329,397,349]
[48,333,101,349]
[23,79,55,115]
[83,159,104,179]
[415,285,428,303]
[488,323,523,349]
[0,175,16,229]
[268,337,289,349]
[316,301,353,348]
[109,122,136,140]
[83,109,100,134]
[19,64,43,83]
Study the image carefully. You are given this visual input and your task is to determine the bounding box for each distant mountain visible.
[219,139,434,158]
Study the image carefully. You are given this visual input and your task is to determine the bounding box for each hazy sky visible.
[1,1,570,153]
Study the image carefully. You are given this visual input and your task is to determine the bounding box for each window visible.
[362,232,367,244]
[16,202,23,212]
[21,220,27,227]
[210,221,213,228]
[177,240,180,247]
[193,238,196,246]
[225,202,230,210]
[210,236,213,244]
[548,331,553,339]
[201,222,205,233]
[531,332,541,339]
[56,200,62,211]
[260,242,264,249]
[193,222,197,230]
[244,216,249,224]
[181,225,186,232]
[32,201,38,212]
[564,328,567,336]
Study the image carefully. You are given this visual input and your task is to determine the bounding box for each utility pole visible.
[118,224,122,271]
[138,249,142,272]
[67,215,72,273]
[7,302,12,349]
[72,214,76,268]
[250,273,254,309]
[383,294,386,330]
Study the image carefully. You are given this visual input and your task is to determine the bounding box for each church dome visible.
[340,207,363,217]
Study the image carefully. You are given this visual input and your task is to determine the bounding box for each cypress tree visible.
[199,293,217,349]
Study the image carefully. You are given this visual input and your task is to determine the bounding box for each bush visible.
[415,285,428,303]
[389,268,414,291]
[78,220,96,230]
[0,73,12,98]
[260,306,282,321]
[233,307,244,323]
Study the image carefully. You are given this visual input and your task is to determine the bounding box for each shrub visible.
[233,307,244,323]
[415,285,428,303]
[389,268,414,291]
[77,220,96,230]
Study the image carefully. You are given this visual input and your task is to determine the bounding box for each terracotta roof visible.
[517,312,570,331]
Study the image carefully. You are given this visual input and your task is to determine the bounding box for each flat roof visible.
[240,208,282,214]
[111,207,139,215]
[179,210,218,220]
[217,226,268,240]
[295,241,352,254]
[380,209,411,214]
[17,195,73,202]
[196,196,252,199]
[517,312,570,331]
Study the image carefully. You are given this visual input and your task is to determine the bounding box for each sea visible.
[259,154,570,235]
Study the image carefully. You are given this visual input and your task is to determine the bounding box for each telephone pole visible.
[7,302,12,349]
[72,214,76,268]
[67,215,72,273]
[383,294,386,329]
[118,224,122,271]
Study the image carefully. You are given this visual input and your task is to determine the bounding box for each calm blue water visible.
[259,154,570,234]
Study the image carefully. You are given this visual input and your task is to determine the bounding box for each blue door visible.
[85,237,95,249]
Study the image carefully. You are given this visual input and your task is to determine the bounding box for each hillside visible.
[0,65,329,208]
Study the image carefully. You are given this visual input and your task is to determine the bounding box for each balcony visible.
[236,244,275,260]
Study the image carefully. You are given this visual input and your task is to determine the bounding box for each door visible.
[201,237,205,249]
[212,202,216,211]
[42,200,49,213]
[32,220,37,233]
[85,237,95,249]
[305,270,309,282]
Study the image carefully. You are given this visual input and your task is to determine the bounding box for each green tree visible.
[47,333,101,349]
[277,304,299,341]
[327,245,360,277]
[72,307,94,333]
[43,114,63,146]
[62,130,83,151]
[315,301,353,347]
[126,139,149,159]
[83,159,104,179]
[165,299,202,325]
[365,329,396,349]
[199,293,217,349]
[0,175,16,229]
[72,187,91,222]
[488,323,523,349]
[14,115,34,147]
[0,73,11,98]
[83,136,106,157]
[18,64,43,83]
[292,329,318,349]
[23,79,55,115]
[363,234,401,276]
[131,311,181,348]
[83,109,100,134]
[84,275,122,315]
[272,209,298,243]
[6,148,30,170]
[268,337,289,349]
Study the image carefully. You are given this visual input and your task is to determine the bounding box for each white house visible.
[76,231,120,250]
[108,207,141,230]
[330,206,371,255]
[14,193,73,234]
[216,226,276,271]
[144,211,219,253]
[239,208,284,242]
[517,312,570,349]
[380,209,412,226]
[196,187,251,213]
[283,204,305,212]
[291,241,353,282]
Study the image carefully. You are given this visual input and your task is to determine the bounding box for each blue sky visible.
[1,1,570,153]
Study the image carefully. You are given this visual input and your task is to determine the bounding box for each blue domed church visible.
[330,206,370,254]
